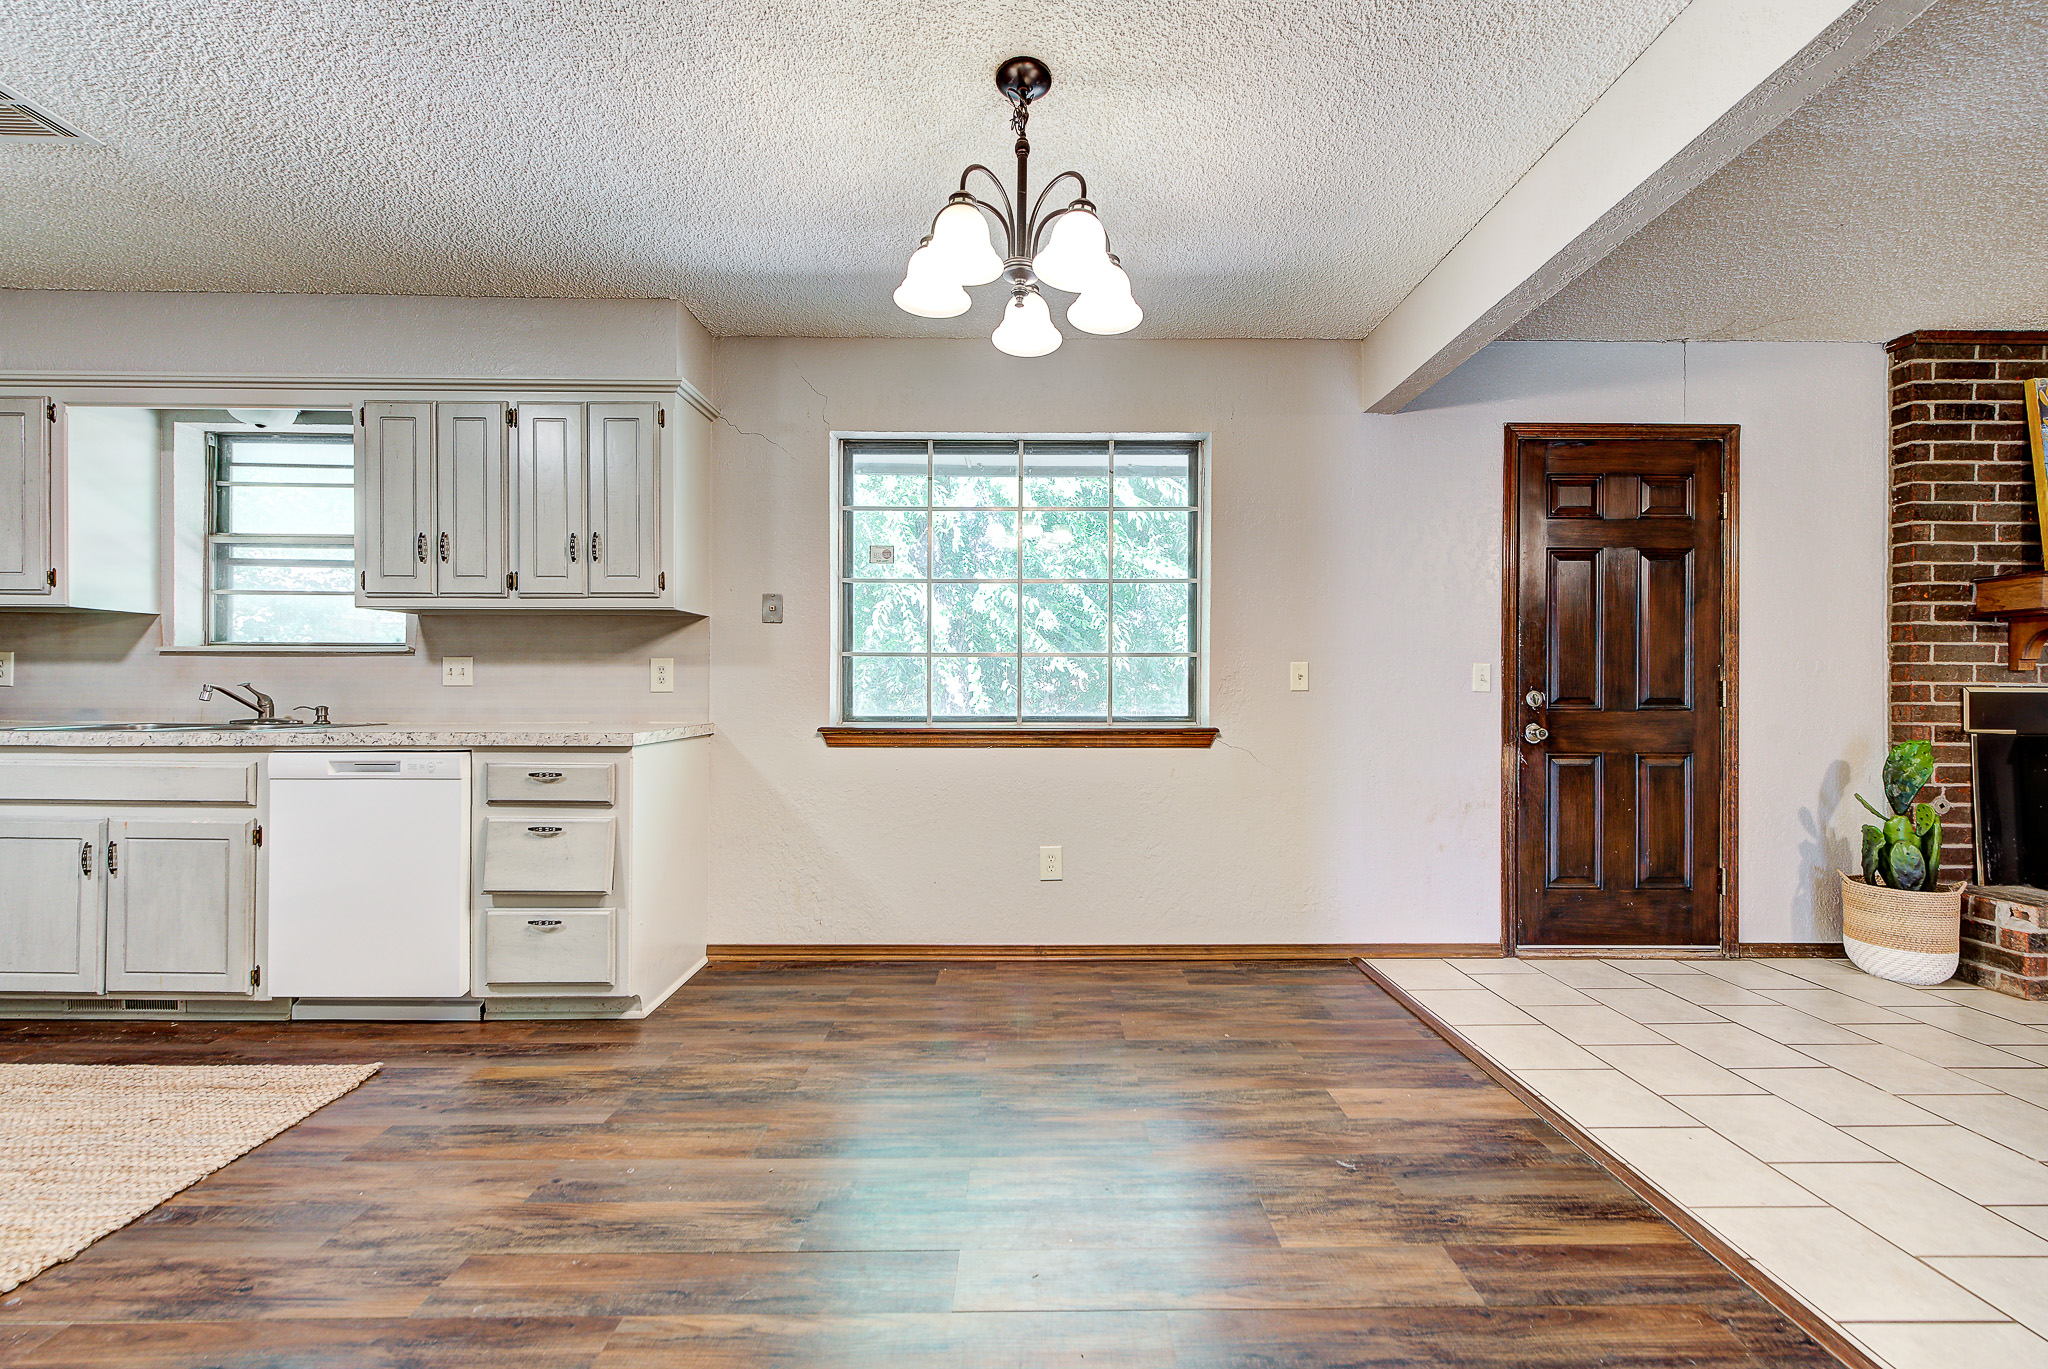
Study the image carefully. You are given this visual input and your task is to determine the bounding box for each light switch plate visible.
[1289,661,1309,692]
[1039,845,1063,881]
[0,651,13,687]
[441,656,474,687]
[650,657,675,693]
[762,593,784,624]
[1471,662,1492,692]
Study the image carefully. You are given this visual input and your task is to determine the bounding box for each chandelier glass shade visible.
[893,57,1141,355]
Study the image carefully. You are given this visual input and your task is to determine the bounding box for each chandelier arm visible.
[1024,171,1091,245]
[958,165,1014,219]
[1027,197,1104,256]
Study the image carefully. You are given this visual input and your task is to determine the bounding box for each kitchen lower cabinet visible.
[0,819,104,993]
[105,819,255,994]
[0,755,262,1003]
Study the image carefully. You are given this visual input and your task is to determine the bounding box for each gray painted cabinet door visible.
[515,404,589,596]
[358,402,437,596]
[435,402,509,596]
[105,819,254,994]
[586,403,661,597]
[0,819,104,993]
[0,397,53,595]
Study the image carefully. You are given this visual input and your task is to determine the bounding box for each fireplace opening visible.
[1967,688,2048,893]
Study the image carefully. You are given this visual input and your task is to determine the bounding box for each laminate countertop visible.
[0,723,715,749]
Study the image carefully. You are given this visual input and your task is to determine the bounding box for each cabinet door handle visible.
[527,919,564,929]
[527,825,564,837]
[589,533,602,563]
[526,771,564,782]
[567,533,578,563]
[439,532,450,563]
[107,841,118,875]
[80,841,93,877]
[416,532,429,563]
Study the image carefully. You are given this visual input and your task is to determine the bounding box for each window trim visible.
[827,431,1213,735]
[205,429,408,649]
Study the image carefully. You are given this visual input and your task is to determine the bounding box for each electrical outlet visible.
[1289,661,1310,692]
[650,657,675,693]
[0,651,13,687]
[761,593,784,624]
[441,656,474,687]
[1471,662,1492,692]
[1039,845,1063,881]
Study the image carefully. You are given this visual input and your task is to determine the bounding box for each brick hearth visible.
[1889,329,2048,998]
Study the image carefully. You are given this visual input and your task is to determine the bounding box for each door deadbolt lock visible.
[1524,690,1547,709]
[1523,723,1550,744]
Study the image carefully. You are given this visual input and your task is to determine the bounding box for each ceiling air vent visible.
[0,85,83,140]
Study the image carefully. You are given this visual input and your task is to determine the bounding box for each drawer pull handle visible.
[527,771,564,782]
[527,825,564,836]
[527,919,563,929]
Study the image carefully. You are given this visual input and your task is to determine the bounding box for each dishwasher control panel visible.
[270,752,465,780]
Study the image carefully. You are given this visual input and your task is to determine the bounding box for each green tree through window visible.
[839,437,1201,724]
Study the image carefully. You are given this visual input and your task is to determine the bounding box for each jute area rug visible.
[0,1062,379,1292]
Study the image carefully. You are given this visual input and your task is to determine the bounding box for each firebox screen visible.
[1975,733,2048,891]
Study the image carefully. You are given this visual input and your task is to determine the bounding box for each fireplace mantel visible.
[1973,571,2048,670]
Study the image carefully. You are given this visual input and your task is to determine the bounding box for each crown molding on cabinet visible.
[0,372,719,421]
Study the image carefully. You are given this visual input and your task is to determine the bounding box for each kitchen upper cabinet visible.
[357,393,700,612]
[358,401,509,600]
[0,819,104,993]
[514,404,588,597]
[586,403,661,597]
[358,403,438,596]
[104,818,255,995]
[436,403,509,597]
[0,398,52,595]
[0,398,156,612]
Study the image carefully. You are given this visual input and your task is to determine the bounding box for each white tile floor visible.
[1368,955,2048,1368]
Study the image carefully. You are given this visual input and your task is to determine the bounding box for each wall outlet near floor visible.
[1289,661,1310,692]
[650,657,675,693]
[0,651,13,687]
[1471,662,1492,692]
[1039,845,1063,881]
[441,657,474,687]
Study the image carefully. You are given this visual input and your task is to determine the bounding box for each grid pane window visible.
[840,437,1201,724]
[209,432,406,646]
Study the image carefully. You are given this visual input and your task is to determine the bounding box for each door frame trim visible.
[1499,423,1740,954]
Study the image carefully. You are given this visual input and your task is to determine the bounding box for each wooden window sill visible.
[818,727,1219,748]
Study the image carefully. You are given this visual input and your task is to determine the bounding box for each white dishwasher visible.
[267,752,472,1012]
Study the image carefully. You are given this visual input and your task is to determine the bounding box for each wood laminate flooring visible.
[0,961,1833,1367]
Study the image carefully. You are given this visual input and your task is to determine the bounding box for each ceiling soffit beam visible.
[1355,0,1936,413]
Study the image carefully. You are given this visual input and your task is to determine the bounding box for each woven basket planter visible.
[1839,872,1961,985]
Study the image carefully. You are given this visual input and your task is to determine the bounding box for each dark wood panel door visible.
[1506,425,1734,948]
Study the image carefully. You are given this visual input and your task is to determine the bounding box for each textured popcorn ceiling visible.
[0,0,1688,338]
[1514,0,2048,341]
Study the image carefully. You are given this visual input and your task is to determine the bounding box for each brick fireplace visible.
[1889,330,2048,997]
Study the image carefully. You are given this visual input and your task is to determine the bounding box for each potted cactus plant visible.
[1841,739,1961,985]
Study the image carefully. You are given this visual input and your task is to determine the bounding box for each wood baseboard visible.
[1735,943,1844,958]
[707,943,1506,963]
[1356,961,1878,1369]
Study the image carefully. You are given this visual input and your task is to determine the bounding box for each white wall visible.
[0,290,717,727]
[708,336,1888,946]
[0,290,714,391]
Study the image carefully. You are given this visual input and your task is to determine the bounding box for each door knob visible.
[1524,723,1550,744]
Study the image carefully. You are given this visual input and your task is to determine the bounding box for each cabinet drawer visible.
[0,760,258,805]
[481,817,614,893]
[484,908,616,986]
[483,762,615,805]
